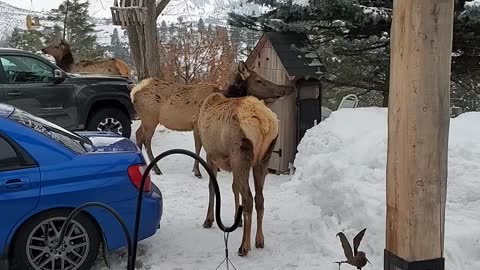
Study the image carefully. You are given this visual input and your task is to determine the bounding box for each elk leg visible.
[232,182,242,227]
[135,123,144,150]
[230,147,253,256]
[144,125,162,175]
[237,169,253,257]
[192,127,203,179]
[253,160,269,249]
[253,137,276,249]
[203,155,217,228]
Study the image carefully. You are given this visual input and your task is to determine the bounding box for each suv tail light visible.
[128,164,151,192]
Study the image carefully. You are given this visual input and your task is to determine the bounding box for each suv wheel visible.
[12,209,100,270]
[87,107,132,138]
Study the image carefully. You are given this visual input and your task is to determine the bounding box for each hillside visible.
[0,0,263,46]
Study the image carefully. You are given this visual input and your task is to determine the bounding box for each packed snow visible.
[91,108,480,269]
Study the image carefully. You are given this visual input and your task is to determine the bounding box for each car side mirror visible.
[53,69,66,84]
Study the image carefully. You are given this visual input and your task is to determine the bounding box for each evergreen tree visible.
[169,23,177,43]
[229,26,242,60]
[47,0,103,60]
[229,0,480,109]
[159,20,168,43]
[108,28,132,65]
[9,28,45,53]
[198,18,206,34]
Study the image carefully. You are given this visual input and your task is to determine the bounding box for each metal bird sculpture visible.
[335,228,371,269]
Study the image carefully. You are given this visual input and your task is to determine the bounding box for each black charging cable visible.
[49,149,243,270]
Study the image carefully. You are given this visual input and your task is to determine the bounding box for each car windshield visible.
[9,108,92,154]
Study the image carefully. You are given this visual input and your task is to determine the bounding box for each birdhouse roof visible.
[246,31,324,80]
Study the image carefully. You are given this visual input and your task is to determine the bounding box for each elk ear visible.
[238,61,250,80]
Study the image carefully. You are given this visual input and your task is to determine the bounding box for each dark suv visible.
[0,48,135,138]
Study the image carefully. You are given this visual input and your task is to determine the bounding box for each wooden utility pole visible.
[385,0,454,269]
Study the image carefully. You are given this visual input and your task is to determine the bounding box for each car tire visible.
[12,209,100,270]
[87,107,132,138]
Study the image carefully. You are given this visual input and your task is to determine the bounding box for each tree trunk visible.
[143,0,163,79]
[127,26,146,79]
[126,0,168,81]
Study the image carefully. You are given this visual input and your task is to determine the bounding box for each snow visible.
[94,108,480,269]
[93,121,322,269]
[466,0,480,8]
[293,0,309,7]
[290,108,480,270]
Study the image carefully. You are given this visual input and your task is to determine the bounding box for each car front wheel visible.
[87,107,132,138]
[12,209,100,270]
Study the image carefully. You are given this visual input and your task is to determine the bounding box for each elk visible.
[42,39,131,78]
[197,66,293,256]
[131,61,294,256]
[130,61,290,177]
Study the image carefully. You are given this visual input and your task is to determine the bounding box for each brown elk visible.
[42,39,131,78]
[130,62,291,177]
[132,61,293,256]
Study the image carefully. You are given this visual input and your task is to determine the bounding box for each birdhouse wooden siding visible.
[246,32,324,174]
[246,37,296,173]
[111,0,148,27]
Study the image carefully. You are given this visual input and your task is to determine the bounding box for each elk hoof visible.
[237,247,249,257]
[194,173,203,179]
[203,218,214,228]
[255,240,264,249]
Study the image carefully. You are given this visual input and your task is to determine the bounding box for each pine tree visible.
[8,28,45,53]
[108,28,132,65]
[47,0,103,60]
[159,20,168,43]
[198,18,206,34]
[110,28,122,50]
[229,0,480,109]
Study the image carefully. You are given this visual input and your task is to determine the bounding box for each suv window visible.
[0,56,54,84]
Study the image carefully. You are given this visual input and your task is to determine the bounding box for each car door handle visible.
[7,91,24,97]
[3,179,26,189]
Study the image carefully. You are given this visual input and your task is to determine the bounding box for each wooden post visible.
[385,0,454,269]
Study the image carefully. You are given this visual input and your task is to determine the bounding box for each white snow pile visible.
[285,107,480,270]
[466,0,480,8]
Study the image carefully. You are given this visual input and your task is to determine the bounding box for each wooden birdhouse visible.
[111,0,148,27]
[26,15,41,30]
[246,32,325,174]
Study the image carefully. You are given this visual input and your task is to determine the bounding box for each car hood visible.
[77,131,139,153]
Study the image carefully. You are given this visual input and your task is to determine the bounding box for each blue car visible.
[0,103,162,270]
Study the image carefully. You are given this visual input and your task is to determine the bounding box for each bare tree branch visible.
[156,0,172,18]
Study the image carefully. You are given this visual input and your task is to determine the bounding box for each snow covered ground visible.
[94,108,480,269]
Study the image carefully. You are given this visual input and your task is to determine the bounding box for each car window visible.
[0,56,54,84]
[0,136,22,171]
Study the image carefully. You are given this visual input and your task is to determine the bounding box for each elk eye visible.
[257,80,263,84]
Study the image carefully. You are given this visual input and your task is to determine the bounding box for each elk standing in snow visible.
[131,61,293,256]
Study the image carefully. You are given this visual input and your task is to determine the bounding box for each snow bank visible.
[466,0,480,8]
[286,108,480,269]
